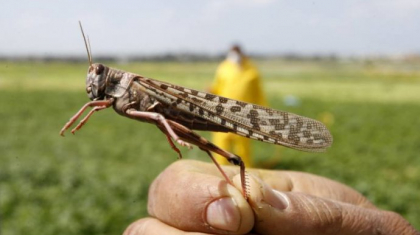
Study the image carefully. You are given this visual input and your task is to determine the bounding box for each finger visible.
[147,160,254,234]
[248,168,375,208]
[236,175,419,235]
[123,217,210,235]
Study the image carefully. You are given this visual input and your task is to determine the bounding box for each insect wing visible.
[139,78,332,152]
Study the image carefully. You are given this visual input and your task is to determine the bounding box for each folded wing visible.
[139,77,333,152]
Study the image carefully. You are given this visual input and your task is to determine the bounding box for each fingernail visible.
[249,175,289,210]
[265,189,289,210]
[206,197,241,232]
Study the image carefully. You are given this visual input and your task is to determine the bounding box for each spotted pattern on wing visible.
[138,77,333,152]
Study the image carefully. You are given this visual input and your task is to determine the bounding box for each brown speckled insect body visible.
[60,23,333,199]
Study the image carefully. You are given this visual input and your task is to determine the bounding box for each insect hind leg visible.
[200,148,233,185]
[165,120,249,200]
[164,134,183,159]
[125,109,193,150]
[227,155,241,166]
[227,153,248,200]
[204,148,249,200]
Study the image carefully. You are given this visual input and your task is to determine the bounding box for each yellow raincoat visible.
[210,58,267,167]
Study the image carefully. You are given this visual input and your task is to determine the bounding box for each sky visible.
[1,0,420,57]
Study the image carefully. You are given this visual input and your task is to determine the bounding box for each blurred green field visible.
[1,59,420,234]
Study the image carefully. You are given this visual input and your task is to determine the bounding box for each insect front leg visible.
[125,109,192,150]
[70,105,109,134]
[164,120,249,200]
[60,99,114,136]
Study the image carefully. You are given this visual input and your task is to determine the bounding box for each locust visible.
[60,23,333,199]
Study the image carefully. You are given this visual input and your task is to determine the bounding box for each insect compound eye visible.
[95,64,105,75]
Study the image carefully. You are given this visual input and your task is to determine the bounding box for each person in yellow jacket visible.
[209,45,267,168]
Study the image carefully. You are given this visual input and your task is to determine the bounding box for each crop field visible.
[1,59,420,234]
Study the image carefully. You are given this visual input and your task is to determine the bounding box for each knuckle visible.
[155,113,164,120]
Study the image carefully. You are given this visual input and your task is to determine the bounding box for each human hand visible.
[123,160,419,235]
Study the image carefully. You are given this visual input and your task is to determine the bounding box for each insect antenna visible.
[78,21,93,66]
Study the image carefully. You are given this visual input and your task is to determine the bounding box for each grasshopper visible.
[60,23,333,199]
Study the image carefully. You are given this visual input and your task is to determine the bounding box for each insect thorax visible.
[111,82,156,116]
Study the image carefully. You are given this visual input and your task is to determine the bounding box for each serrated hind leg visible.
[164,119,249,200]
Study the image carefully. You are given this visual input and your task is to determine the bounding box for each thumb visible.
[234,174,418,235]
